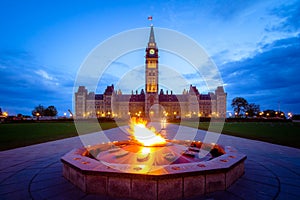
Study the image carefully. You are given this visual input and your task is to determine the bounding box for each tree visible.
[44,106,58,117]
[231,97,248,117]
[261,109,285,118]
[32,105,58,117]
[0,107,2,116]
[245,103,260,117]
[32,105,45,116]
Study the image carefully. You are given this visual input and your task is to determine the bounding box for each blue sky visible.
[0,0,299,116]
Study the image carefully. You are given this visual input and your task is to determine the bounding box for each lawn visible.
[0,121,122,151]
[180,121,300,149]
[1,121,299,151]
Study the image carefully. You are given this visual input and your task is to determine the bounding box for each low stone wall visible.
[61,146,246,200]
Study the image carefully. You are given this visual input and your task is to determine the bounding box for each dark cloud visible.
[266,0,300,32]
[221,35,300,112]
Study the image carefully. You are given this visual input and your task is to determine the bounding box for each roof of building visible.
[148,25,156,45]
[130,93,145,102]
[104,85,114,95]
[199,94,212,100]
[95,94,104,100]
[189,85,200,95]
[76,86,87,94]
[159,94,179,102]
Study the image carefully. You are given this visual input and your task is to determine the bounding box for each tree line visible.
[32,105,58,117]
[231,97,285,118]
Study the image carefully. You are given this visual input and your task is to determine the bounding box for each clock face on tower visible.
[149,49,155,55]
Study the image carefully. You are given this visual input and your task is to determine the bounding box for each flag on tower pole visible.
[148,16,153,21]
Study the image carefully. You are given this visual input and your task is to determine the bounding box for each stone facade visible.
[75,26,227,119]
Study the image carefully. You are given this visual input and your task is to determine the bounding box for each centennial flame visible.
[128,118,166,146]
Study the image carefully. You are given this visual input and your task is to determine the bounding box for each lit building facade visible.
[75,26,227,119]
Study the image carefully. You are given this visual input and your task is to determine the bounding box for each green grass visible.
[180,121,300,149]
[1,121,299,151]
[0,121,123,151]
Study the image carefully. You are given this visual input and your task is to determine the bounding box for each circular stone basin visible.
[61,140,246,200]
[88,140,224,170]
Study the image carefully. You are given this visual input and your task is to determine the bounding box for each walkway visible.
[0,124,300,200]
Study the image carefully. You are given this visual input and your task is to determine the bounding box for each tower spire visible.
[148,25,156,48]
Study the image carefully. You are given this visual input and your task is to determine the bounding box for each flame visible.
[128,118,166,146]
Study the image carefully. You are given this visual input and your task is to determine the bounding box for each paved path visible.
[0,124,300,200]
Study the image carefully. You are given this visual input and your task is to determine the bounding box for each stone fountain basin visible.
[61,141,246,200]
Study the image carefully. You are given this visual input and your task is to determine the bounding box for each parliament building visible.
[75,26,227,119]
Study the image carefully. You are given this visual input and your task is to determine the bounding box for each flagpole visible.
[148,16,153,26]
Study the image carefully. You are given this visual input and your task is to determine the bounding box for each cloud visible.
[267,0,300,33]
[222,34,300,112]
[35,69,55,81]
[0,49,75,115]
[204,0,258,20]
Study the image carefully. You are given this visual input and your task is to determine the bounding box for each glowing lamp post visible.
[3,112,8,118]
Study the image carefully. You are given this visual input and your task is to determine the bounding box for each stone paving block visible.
[132,178,157,200]
[0,172,16,182]
[229,178,277,198]
[157,177,182,200]
[242,173,278,187]
[47,187,87,200]
[280,176,300,187]
[262,162,296,178]
[0,189,31,200]
[107,177,131,198]
[205,172,225,193]
[33,170,62,182]
[1,163,30,173]
[30,175,69,192]
[276,192,300,200]
[44,165,62,173]
[85,175,107,194]
[183,175,205,198]
[228,182,273,200]
[280,184,300,197]
[203,190,243,200]
[244,167,274,177]
[31,180,78,199]
[3,174,33,185]
[0,182,28,195]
